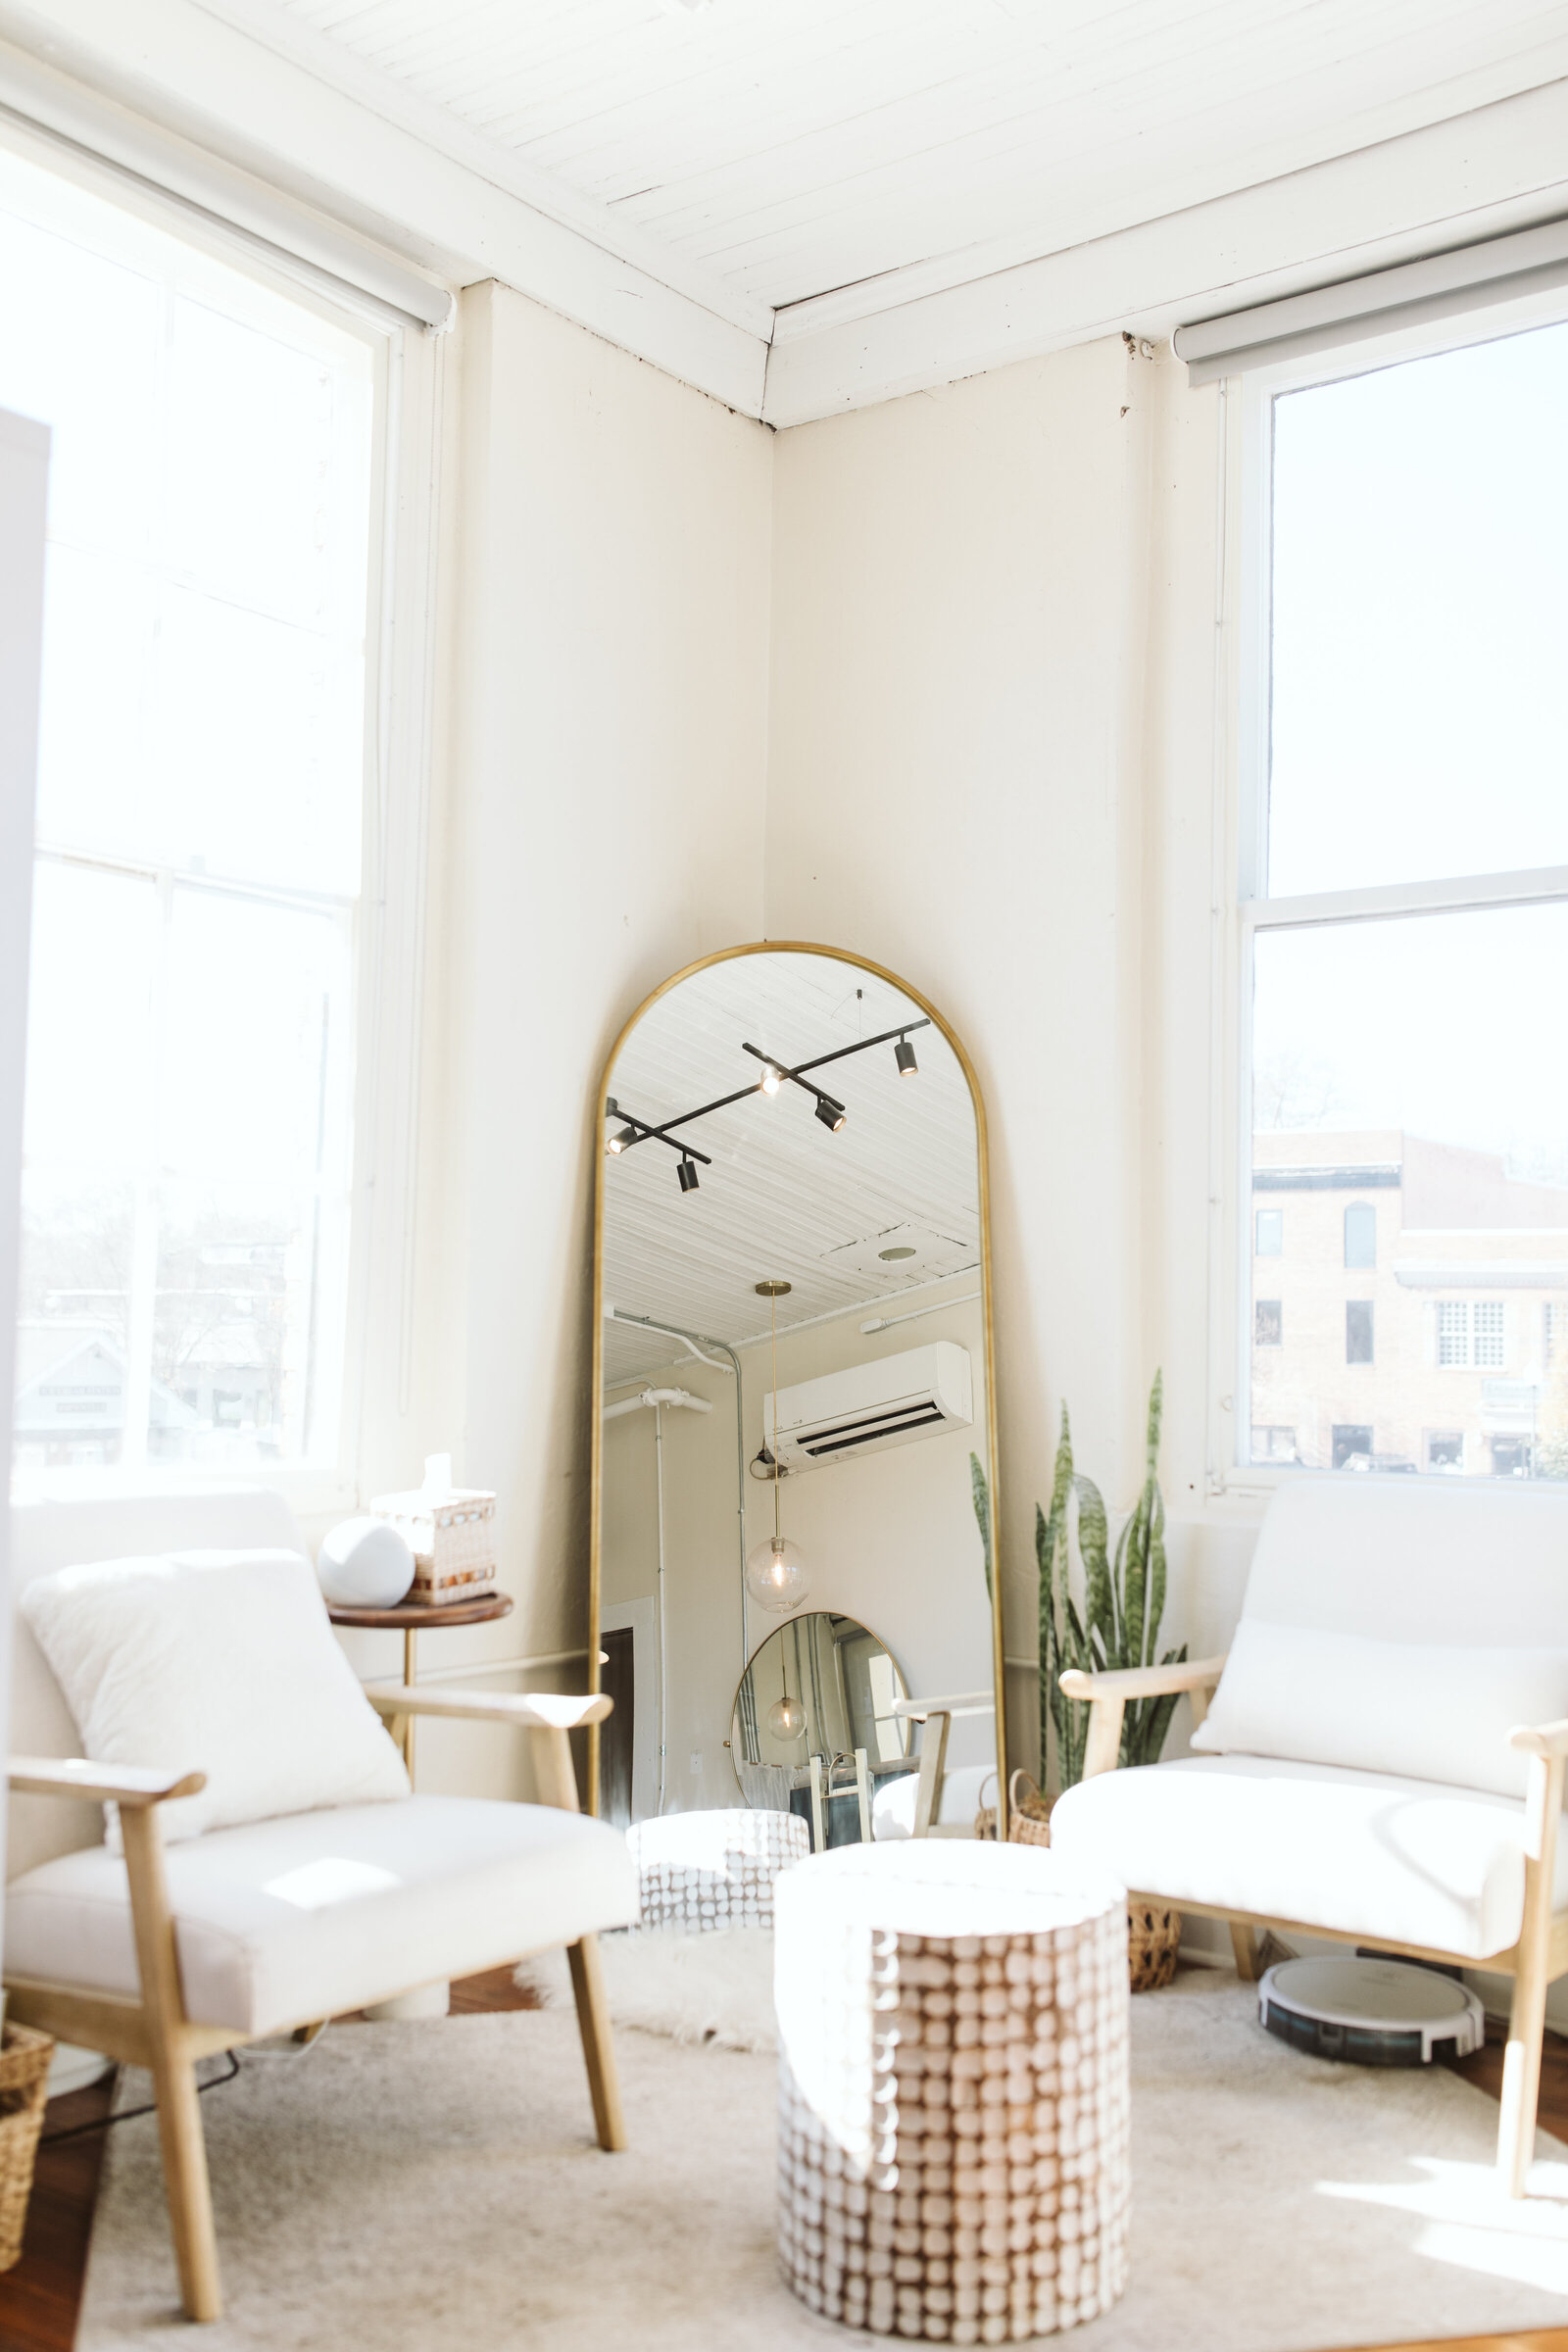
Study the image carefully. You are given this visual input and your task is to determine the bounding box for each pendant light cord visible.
[771,1286,781,1546]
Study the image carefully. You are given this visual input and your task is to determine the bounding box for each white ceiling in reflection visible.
[603,952,980,1388]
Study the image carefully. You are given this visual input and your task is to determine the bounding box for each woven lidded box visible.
[371,1455,497,1603]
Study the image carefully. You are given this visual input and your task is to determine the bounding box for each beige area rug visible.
[78,1970,1568,2350]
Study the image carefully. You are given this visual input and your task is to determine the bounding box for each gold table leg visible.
[403,1626,416,1778]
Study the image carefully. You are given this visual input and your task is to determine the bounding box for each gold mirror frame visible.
[586,941,1005,1834]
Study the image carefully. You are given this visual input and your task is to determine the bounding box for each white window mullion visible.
[120,863,173,1468]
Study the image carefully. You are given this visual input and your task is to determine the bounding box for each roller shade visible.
[0,38,455,334]
[1173,214,1568,385]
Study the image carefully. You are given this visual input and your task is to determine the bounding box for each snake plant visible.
[972,1372,1186,1790]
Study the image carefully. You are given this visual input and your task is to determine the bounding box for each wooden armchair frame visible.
[892,1691,997,1838]
[5,1688,622,2322]
[1059,1654,1568,2195]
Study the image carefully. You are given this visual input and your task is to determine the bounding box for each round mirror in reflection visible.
[731,1610,913,1846]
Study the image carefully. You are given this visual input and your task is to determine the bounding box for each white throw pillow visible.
[1189,1618,1568,1801]
[22,1548,410,1843]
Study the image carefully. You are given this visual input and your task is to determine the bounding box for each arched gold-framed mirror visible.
[588,943,1004,1841]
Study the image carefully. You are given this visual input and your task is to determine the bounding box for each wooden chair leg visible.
[1499,1960,1548,2198]
[1230,1923,1261,1984]
[566,1936,626,2152]
[1498,1749,1563,2197]
[120,1803,222,2320]
[146,2034,222,2322]
[911,1711,951,1839]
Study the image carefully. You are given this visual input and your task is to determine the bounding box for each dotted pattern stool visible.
[628,1807,809,1933]
[773,1841,1130,2343]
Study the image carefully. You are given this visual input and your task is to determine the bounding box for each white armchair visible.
[4,1492,638,2322]
[1048,1476,1568,2195]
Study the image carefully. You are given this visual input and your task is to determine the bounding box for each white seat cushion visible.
[1048,1755,1568,1960]
[872,1762,994,1840]
[5,1796,639,2037]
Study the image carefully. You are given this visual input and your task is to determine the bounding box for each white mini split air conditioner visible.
[763,1342,973,1471]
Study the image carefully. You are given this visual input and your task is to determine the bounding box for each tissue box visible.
[369,1484,497,1603]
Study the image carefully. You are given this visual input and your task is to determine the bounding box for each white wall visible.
[373,281,773,1793]
[765,335,1260,1765]
[0,410,49,1937]
[407,309,1262,1802]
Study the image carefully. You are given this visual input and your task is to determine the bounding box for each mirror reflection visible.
[595,947,999,1849]
[731,1609,911,1848]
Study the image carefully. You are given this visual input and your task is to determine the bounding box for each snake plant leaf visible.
[1147,1480,1167,1669]
[1036,1500,1056,1777]
[969,1451,994,1604]
[1145,1367,1164,1476]
[1118,1489,1147,1672]
[1073,1473,1113,1651]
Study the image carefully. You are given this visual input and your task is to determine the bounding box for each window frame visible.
[4,136,447,1519]
[1217,278,1568,1495]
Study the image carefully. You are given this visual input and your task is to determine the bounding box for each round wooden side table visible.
[327,1592,514,1773]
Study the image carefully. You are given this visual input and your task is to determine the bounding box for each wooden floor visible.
[0,1981,1562,2352]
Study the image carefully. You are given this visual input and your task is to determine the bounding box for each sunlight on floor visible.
[1319,2157,1568,2292]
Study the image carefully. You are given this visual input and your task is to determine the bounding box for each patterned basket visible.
[369,1484,497,1603]
[1007,1771,1182,1989]
[0,2022,54,2270]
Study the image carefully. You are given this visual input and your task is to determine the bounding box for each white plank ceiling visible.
[262,0,1568,331]
[601,952,979,1389]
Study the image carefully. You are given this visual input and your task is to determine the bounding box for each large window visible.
[1242,310,1568,1481]
[4,149,378,1481]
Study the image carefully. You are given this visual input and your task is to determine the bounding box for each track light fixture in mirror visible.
[603,1020,929,1194]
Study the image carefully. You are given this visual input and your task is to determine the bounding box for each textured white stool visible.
[628,1807,809,1932]
[774,1841,1130,2344]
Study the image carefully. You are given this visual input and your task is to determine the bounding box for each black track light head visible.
[676,1156,701,1194]
[895,1038,918,1077]
[606,1127,637,1155]
[814,1098,847,1134]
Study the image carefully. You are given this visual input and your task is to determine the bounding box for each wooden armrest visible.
[9,1756,207,1809]
[891,1691,995,1721]
[365,1687,612,1732]
[1511,1719,1568,1760]
[1058,1655,1228,1704]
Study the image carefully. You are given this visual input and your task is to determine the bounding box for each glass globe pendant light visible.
[745,1278,810,1615]
[767,1633,807,1743]
[767,1689,806,1739]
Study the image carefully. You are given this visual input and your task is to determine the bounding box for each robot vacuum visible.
[1258,1955,1485,2067]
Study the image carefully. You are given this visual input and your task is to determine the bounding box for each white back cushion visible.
[9,1490,313,1875]
[1190,1619,1568,1799]
[1245,1476,1568,1644]
[22,1549,409,1845]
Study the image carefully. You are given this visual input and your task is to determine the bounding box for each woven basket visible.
[1127,1898,1182,1992]
[0,2022,54,2270]
[1007,1772,1182,1990]
[1006,1768,1054,1848]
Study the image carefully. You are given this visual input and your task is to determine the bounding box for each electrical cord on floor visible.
[37,2014,336,2146]
[40,2051,243,2146]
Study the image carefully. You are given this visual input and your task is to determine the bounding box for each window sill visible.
[8,1464,359,1524]
[1218,1463,1568,1498]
